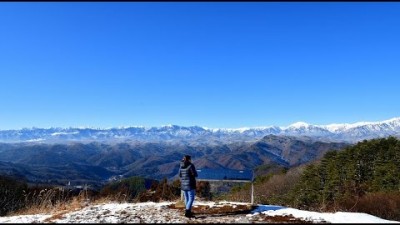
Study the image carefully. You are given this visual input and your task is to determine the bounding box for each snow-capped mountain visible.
[0,117,399,143]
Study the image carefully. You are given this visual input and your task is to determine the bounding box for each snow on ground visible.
[250,205,400,224]
[0,214,52,223]
[0,200,399,223]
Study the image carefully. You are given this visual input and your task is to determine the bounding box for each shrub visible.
[100,176,147,202]
[197,181,212,200]
[0,175,27,216]
[338,191,400,221]
[138,178,180,202]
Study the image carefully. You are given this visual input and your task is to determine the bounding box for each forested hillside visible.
[229,137,400,221]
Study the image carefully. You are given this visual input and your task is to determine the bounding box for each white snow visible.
[323,117,400,133]
[207,126,277,133]
[287,121,310,129]
[211,117,400,134]
[0,201,398,224]
[50,131,79,136]
[253,206,399,224]
[0,214,52,223]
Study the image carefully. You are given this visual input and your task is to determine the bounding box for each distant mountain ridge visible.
[0,117,397,188]
[0,135,348,187]
[0,117,399,143]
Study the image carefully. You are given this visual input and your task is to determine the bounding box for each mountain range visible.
[0,117,399,143]
[0,135,347,188]
[0,117,399,188]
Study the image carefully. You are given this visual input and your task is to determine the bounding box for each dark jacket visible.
[179,161,198,191]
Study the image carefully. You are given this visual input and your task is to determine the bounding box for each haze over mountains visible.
[0,135,348,188]
[0,117,399,143]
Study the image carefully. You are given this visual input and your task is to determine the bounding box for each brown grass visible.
[223,165,305,205]
[338,191,400,221]
[259,214,320,223]
[10,188,93,217]
[41,192,124,222]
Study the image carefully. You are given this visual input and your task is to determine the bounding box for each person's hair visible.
[184,155,191,161]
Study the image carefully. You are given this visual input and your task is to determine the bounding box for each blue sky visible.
[0,2,399,130]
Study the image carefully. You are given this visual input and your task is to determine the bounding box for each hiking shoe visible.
[185,209,194,218]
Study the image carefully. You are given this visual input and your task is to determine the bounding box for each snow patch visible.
[254,206,400,224]
[51,131,79,136]
[0,201,398,224]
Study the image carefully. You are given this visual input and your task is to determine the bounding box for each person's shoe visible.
[189,210,194,218]
[185,209,194,218]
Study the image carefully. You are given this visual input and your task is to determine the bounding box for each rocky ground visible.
[0,200,314,223]
[0,200,396,223]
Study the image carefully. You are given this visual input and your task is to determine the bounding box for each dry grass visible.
[223,166,305,205]
[259,214,320,224]
[41,192,121,222]
[10,188,92,217]
[15,189,131,220]
[338,191,400,221]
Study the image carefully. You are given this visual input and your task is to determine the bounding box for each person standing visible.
[179,155,198,218]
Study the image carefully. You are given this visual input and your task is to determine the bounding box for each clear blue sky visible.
[1,2,399,130]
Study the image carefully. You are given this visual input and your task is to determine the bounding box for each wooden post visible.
[181,190,184,201]
[251,182,254,205]
[174,190,185,208]
[251,169,254,205]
